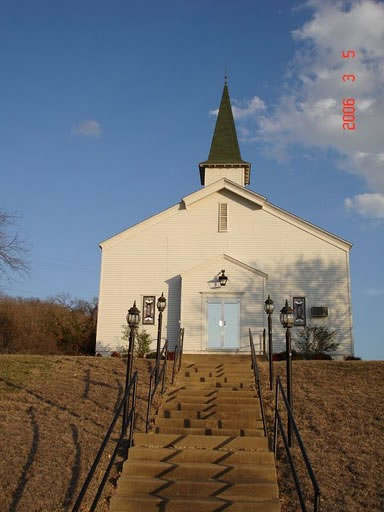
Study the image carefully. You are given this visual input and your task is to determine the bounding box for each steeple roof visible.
[199,82,250,185]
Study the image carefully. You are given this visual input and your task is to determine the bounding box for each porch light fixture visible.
[126,301,141,329]
[218,270,228,287]
[157,292,167,312]
[280,299,295,328]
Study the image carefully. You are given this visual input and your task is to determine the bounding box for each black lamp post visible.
[155,293,167,383]
[218,270,228,287]
[280,299,295,447]
[125,301,140,388]
[123,300,140,432]
[264,295,274,391]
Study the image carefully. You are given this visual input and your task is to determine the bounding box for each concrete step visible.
[176,382,254,390]
[153,426,265,436]
[110,495,281,512]
[163,396,260,406]
[182,354,251,361]
[161,408,262,420]
[182,371,253,378]
[128,446,275,465]
[134,433,269,451]
[166,388,258,398]
[123,460,277,482]
[115,475,279,500]
[155,418,264,430]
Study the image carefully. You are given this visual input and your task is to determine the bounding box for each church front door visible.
[207,298,240,350]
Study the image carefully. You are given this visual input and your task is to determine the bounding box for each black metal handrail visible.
[249,329,267,437]
[72,371,138,512]
[172,327,184,384]
[274,376,321,512]
[145,341,168,432]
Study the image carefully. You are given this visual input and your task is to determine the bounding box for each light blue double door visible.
[207,298,240,350]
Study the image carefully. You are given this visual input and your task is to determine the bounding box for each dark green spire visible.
[206,83,245,164]
[199,83,250,185]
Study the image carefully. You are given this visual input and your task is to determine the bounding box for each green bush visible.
[294,325,339,359]
[120,326,152,358]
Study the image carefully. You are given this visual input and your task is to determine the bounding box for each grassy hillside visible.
[0,356,383,511]
[259,360,384,512]
[0,355,164,512]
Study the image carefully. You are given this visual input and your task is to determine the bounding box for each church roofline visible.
[99,178,352,251]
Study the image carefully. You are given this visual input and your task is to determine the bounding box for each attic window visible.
[218,203,228,232]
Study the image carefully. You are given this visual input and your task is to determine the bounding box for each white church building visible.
[96,83,354,358]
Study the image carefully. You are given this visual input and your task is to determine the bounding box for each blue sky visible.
[1,0,383,359]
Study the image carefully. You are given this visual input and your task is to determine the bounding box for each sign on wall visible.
[293,297,306,326]
[142,296,156,324]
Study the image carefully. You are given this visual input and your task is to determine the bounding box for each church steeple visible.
[199,82,251,187]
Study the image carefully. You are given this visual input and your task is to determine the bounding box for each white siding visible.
[205,167,245,187]
[96,187,353,357]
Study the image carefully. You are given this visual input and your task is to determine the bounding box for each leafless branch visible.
[0,210,30,282]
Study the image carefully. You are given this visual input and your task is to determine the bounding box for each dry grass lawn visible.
[1,356,383,512]
[0,355,170,512]
[259,360,384,512]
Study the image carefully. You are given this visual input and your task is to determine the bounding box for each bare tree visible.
[0,210,29,282]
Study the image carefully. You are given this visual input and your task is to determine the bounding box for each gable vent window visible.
[218,203,228,232]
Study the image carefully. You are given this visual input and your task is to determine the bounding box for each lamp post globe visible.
[280,299,295,328]
[264,295,274,315]
[126,301,141,329]
[157,292,167,312]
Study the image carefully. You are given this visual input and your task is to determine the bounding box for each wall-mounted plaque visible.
[293,297,306,326]
[142,296,156,324]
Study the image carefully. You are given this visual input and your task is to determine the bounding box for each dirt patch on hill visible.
[259,360,384,512]
[0,355,171,512]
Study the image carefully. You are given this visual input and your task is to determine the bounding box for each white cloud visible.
[209,96,265,119]
[344,193,384,218]
[72,120,102,138]
[232,97,266,120]
[365,287,384,296]
[227,0,384,218]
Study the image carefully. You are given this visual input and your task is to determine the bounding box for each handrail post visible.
[286,326,293,447]
[178,328,184,372]
[273,378,279,456]
[263,328,266,355]
[172,344,178,384]
[129,375,137,447]
[161,342,168,394]
[145,375,153,433]
[268,314,273,390]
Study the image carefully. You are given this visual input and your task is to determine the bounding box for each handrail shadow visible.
[274,376,321,512]
[72,371,138,512]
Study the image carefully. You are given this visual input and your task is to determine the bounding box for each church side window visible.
[218,203,228,232]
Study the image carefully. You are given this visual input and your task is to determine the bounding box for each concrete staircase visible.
[110,354,281,511]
